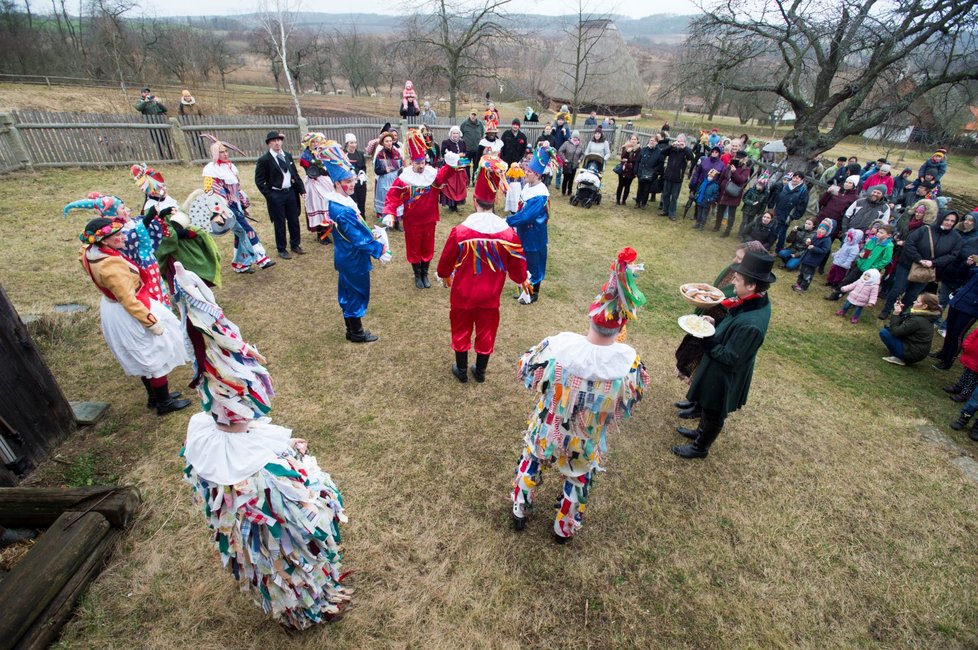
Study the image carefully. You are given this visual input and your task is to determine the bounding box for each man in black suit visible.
[255,131,306,259]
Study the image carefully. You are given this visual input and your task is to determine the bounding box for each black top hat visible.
[265,131,285,144]
[729,250,777,285]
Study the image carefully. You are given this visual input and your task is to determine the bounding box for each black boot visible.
[944,384,963,394]
[678,406,702,419]
[344,317,354,341]
[471,353,489,383]
[531,282,541,303]
[970,420,978,442]
[348,317,378,343]
[412,263,424,289]
[672,417,722,459]
[674,399,694,409]
[141,377,181,408]
[951,412,973,430]
[452,351,468,383]
[421,261,431,289]
[154,381,191,416]
[825,290,842,301]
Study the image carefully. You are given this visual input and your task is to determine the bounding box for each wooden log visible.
[0,511,111,647]
[0,486,141,529]
[13,529,120,650]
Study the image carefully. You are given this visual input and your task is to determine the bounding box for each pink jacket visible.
[841,278,880,307]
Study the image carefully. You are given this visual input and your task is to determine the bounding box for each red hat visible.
[589,247,646,331]
[406,128,427,162]
[473,152,507,204]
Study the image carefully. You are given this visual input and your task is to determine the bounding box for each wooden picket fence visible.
[0,109,620,173]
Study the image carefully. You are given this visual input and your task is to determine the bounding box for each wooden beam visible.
[0,486,141,529]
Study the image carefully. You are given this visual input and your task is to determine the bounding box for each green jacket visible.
[854,237,893,273]
[886,310,938,364]
[136,98,167,115]
[688,294,771,418]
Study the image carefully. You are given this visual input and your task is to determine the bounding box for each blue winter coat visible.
[772,183,809,224]
[919,158,947,181]
[696,179,719,206]
[799,233,833,267]
[331,200,384,274]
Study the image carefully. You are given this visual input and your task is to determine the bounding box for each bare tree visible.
[406,0,511,119]
[248,28,283,92]
[211,39,244,90]
[255,0,303,117]
[552,2,615,126]
[683,0,978,169]
[334,27,378,96]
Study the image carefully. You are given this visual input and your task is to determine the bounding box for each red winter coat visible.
[960,328,978,372]
[717,165,750,207]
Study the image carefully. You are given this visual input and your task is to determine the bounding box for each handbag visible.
[907,228,936,283]
[724,179,743,198]
[613,162,623,175]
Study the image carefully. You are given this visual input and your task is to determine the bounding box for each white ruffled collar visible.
[183,411,293,485]
[398,166,437,187]
[459,211,509,234]
[202,161,240,185]
[546,332,637,381]
[520,182,550,202]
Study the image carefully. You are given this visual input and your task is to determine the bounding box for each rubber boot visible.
[413,263,424,289]
[471,353,489,383]
[348,317,378,343]
[451,351,468,383]
[672,417,722,459]
[141,377,181,408]
[154,381,191,416]
[951,412,973,431]
[531,282,541,303]
[420,261,431,289]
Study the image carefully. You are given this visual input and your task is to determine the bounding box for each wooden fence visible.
[0,110,620,173]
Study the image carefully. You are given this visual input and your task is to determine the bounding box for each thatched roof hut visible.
[537,19,646,117]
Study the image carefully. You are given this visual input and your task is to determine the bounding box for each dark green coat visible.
[885,310,938,364]
[687,294,771,418]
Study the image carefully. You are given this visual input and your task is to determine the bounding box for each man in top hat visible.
[255,131,306,259]
[673,249,776,460]
[320,140,392,343]
[382,129,465,289]
[510,247,649,542]
[436,152,529,383]
[506,145,554,303]
[500,118,528,166]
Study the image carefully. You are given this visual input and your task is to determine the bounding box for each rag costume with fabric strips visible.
[511,248,649,541]
[201,136,273,273]
[383,128,465,289]
[506,146,556,301]
[64,192,168,305]
[131,163,222,289]
[76,217,190,414]
[320,141,391,342]
[174,262,351,630]
[436,154,528,382]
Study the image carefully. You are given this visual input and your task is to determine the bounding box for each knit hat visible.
[879,164,892,174]
[173,263,272,425]
[79,217,126,245]
[589,247,647,332]
[845,175,860,186]
[710,145,722,154]
[405,128,427,162]
[934,149,947,158]
[473,152,507,204]
[344,133,356,144]
[868,184,887,195]
[571,130,580,139]
[131,163,166,199]
[317,140,355,182]
[511,118,520,126]
[64,192,127,218]
[816,220,833,237]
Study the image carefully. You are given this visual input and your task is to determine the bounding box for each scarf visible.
[720,292,764,310]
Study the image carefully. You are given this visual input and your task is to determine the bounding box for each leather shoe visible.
[672,443,708,459]
[944,385,963,394]
[932,362,952,371]
[674,400,694,409]
[676,426,699,440]
[291,245,306,255]
[278,250,292,260]
[511,512,526,531]
[677,406,701,419]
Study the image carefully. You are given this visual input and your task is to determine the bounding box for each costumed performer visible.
[673,249,775,460]
[506,145,555,303]
[382,128,466,289]
[510,247,649,542]
[439,125,469,213]
[65,192,168,305]
[373,128,403,227]
[201,135,276,273]
[322,141,392,343]
[77,217,190,414]
[174,262,351,630]
[436,152,528,384]
[298,131,334,245]
[131,163,222,290]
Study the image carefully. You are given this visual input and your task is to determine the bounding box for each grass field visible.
[2,162,978,648]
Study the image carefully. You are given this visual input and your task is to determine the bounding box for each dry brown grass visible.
[2,164,978,648]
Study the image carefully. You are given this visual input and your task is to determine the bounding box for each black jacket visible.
[255,150,305,197]
[661,145,695,183]
[500,129,528,165]
[901,223,962,278]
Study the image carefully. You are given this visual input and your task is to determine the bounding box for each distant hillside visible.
[177,12,692,40]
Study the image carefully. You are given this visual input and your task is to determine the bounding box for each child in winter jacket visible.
[504,162,524,214]
[944,328,978,403]
[827,228,864,287]
[793,219,835,291]
[836,268,880,323]
[694,168,720,230]
[778,218,816,270]
[741,211,778,250]
[738,177,770,238]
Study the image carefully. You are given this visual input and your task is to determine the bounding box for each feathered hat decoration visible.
[406,128,427,162]
[316,140,355,182]
[131,163,166,199]
[589,247,647,332]
[302,131,327,151]
[473,151,508,203]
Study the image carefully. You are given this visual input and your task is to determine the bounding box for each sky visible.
[144,0,700,18]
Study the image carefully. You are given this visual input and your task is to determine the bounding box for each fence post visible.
[168,117,190,165]
[296,115,309,139]
[0,112,33,172]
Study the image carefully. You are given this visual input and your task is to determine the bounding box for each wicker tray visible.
[679,283,725,308]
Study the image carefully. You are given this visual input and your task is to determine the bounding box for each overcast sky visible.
[144,0,699,18]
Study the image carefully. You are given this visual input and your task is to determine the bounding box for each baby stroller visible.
[570,154,604,208]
